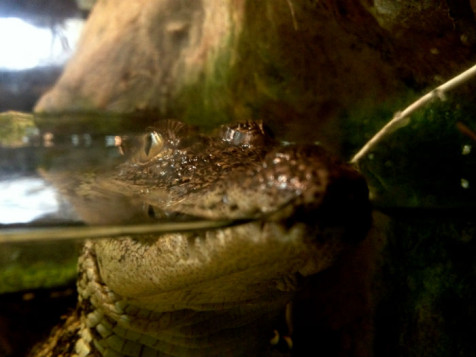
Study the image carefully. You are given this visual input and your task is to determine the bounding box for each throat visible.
[76,300,286,357]
[75,242,291,357]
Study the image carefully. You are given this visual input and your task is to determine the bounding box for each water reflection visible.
[0,178,59,224]
[0,177,59,224]
[1,111,476,231]
[0,114,133,227]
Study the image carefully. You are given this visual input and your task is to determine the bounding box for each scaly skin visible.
[30,120,371,357]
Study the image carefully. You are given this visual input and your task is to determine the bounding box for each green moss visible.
[0,111,36,147]
[0,241,79,294]
[173,47,236,129]
[0,259,77,294]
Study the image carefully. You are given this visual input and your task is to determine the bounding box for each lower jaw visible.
[77,240,295,357]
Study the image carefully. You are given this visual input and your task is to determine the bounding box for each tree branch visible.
[350,63,476,164]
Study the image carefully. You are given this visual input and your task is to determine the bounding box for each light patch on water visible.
[462,145,472,155]
[461,178,470,189]
[0,17,84,71]
[0,177,60,224]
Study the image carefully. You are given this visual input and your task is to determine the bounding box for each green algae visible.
[0,242,78,294]
[0,111,36,147]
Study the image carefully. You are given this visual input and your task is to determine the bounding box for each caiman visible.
[30,120,371,357]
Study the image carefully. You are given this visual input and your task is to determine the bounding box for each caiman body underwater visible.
[31,120,371,357]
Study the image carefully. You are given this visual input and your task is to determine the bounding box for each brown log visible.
[34,1,476,152]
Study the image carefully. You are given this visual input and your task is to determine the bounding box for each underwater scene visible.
[1,1,476,357]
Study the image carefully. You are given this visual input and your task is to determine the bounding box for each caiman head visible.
[44,120,371,357]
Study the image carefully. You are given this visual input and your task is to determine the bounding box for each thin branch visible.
[350,63,476,164]
[285,0,298,31]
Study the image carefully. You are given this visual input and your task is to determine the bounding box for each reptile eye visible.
[221,121,273,147]
[140,131,164,161]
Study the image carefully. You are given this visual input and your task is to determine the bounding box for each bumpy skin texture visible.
[30,121,371,357]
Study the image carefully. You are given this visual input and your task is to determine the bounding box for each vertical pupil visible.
[144,133,153,155]
[147,205,156,218]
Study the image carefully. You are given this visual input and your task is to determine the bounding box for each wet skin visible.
[32,120,371,357]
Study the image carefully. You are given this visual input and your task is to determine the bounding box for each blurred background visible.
[0,0,91,112]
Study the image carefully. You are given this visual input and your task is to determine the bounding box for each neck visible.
[75,242,291,357]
